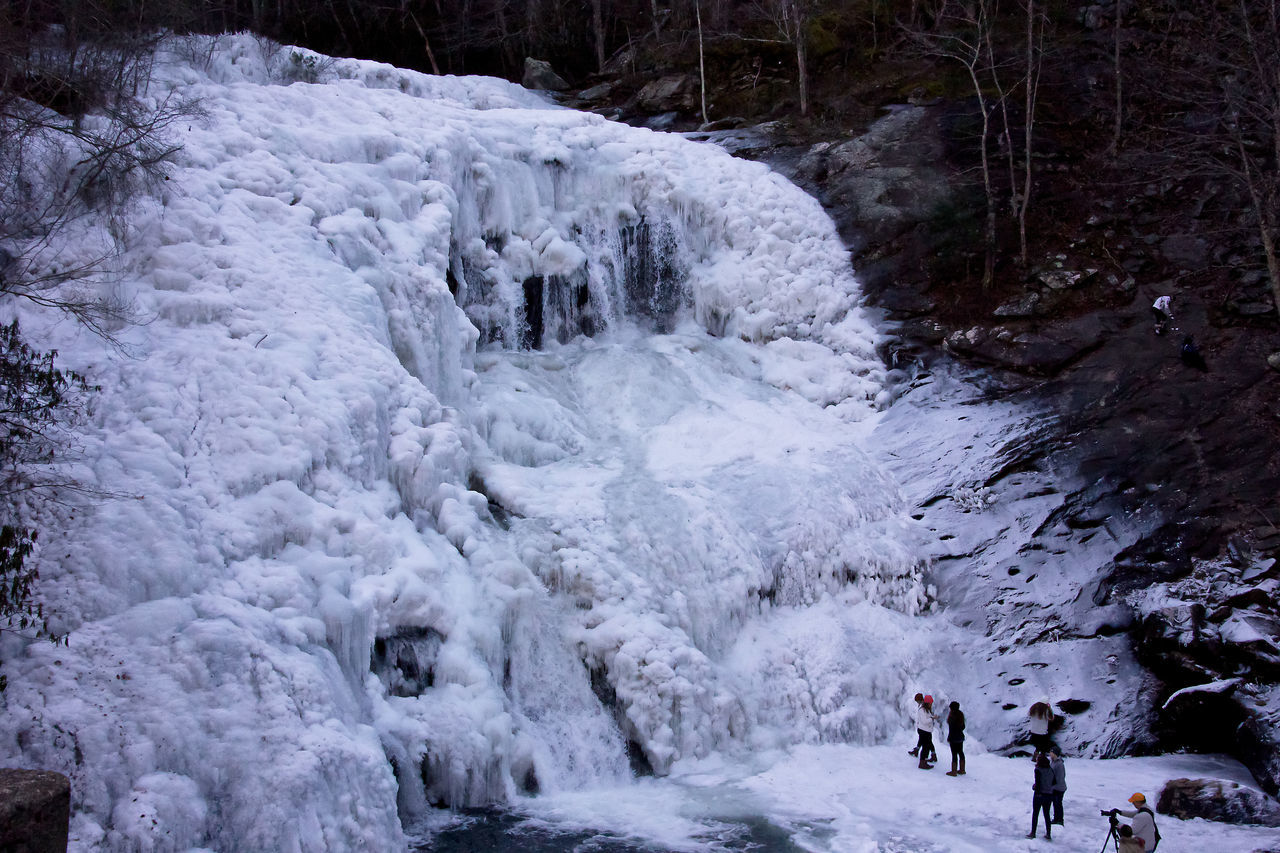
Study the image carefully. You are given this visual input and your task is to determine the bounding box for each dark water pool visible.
[409,809,808,852]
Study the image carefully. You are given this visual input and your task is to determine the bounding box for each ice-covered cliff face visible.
[0,38,933,850]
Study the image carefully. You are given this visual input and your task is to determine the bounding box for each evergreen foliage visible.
[0,321,87,680]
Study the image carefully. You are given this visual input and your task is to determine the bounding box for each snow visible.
[0,35,1274,851]
[1162,679,1243,709]
[459,748,1279,852]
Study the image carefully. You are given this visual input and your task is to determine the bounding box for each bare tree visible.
[750,0,814,116]
[1013,0,1046,266]
[904,0,1000,289]
[695,0,709,125]
[1138,0,1280,319]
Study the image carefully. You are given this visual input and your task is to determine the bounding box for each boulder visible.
[522,58,569,91]
[635,74,696,112]
[1157,777,1280,826]
[576,82,614,101]
[943,326,1096,375]
[1038,270,1084,290]
[993,292,1043,318]
[0,768,70,853]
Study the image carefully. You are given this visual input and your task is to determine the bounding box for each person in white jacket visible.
[1152,295,1173,334]
[1112,792,1159,851]
[914,695,938,769]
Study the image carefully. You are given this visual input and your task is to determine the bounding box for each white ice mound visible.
[0,35,920,851]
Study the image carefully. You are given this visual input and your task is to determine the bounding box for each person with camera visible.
[1104,793,1160,851]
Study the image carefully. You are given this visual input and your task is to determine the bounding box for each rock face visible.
[0,769,70,853]
[634,74,697,113]
[792,105,951,259]
[759,91,1280,792]
[1158,777,1280,826]
[521,57,569,91]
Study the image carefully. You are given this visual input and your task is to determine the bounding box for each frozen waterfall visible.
[0,38,928,851]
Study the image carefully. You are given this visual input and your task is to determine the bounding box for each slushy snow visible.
[0,36,1273,852]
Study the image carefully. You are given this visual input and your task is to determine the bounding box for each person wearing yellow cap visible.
[1110,792,1160,851]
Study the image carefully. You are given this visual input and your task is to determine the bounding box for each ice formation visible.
[0,37,929,849]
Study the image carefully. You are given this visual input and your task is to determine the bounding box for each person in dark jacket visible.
[1049,749,1066,825]
[945,700,966,776]
[1180,335,1207,371]
[1026,753,1055,840]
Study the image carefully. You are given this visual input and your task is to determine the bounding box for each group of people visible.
[907,694,1160,847]
[1027,748,1066,840]
[908,693,964,775]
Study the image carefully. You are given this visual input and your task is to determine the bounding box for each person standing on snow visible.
[913,695,938,769]
[1026,752,1055,840]
[1028,701,1054,753]
[1049,749,1066,825]
[945,700,966,776]
[908,693,928,760]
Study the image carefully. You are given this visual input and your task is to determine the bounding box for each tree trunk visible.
[795,17,808,116]
[1107,0,1123,157]
[1238,135,1280,320]
[966,65,996,291]
[407,10,442,75]
[696,0,709,125]
[592,0,606,73]
[1018,0,1040,267]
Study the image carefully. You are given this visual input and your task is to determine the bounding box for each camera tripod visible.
[1098,812,1120,852]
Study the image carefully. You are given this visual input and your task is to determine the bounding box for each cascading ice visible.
[0,36,925,850]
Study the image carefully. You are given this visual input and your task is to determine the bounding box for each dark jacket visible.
[947,709,965,743]
[1033,765,1055,797]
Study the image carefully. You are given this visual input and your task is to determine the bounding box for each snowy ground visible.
[417,745,1279,852]
[0,35,1276,851]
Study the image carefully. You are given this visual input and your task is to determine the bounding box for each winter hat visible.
[923,694,933,704]
[1128,793,1146,805]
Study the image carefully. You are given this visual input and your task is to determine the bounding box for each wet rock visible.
[1224,580,1278,611]
[1038,270,1085,290]
[577,82,614,101]
[1157,777,1280,826]
[1161,233,1210,266]
[799,105,951,254]
[993,292,1043,318]
[943,325,1097,375]
[642,111,680,131]
[522,57,569,91]
[1218,613,1280,665]
[0,768,70,853]
[1232,301,1276,317]
[1146,603,1207,646]
[698,116,747,132]
[635,74,697,112]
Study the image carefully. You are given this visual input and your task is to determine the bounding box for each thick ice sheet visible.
[0,36,906,850]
